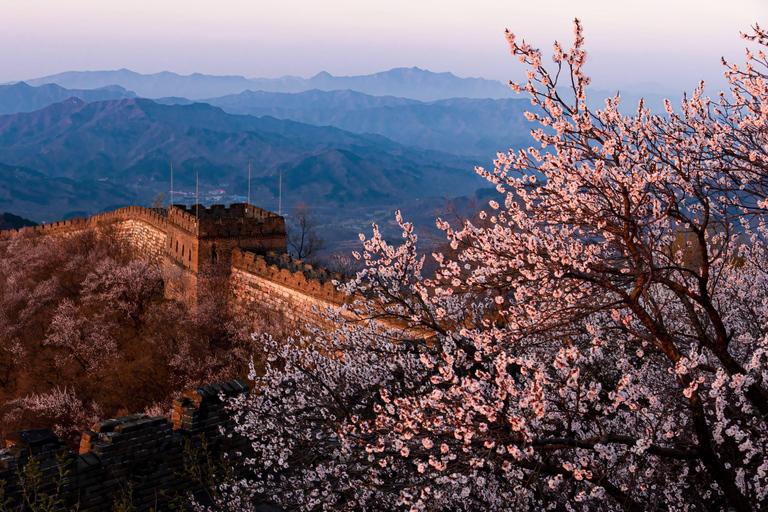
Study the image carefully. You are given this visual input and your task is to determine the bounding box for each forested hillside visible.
[0,229,287,447]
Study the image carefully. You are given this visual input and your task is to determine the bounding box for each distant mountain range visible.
[0,97,486,227]
[0,82,135,115]
[157,89,534,158]
[0,67,686,244]
[0,67,685,247]
[23,68,516,102]
[0,82,534,159]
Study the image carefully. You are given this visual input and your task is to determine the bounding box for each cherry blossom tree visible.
[224,21,768,511]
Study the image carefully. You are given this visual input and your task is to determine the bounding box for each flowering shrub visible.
[223,21,768,511]
[0,228,272,447]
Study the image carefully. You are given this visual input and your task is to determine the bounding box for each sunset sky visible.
[1,0,766,93]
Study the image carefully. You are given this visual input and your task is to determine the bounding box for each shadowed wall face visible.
[0,381,251,512]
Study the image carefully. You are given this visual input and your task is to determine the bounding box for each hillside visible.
[0,211,37,230]
[0,162,136,222]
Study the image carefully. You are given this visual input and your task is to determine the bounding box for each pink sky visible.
[0,0,765,92]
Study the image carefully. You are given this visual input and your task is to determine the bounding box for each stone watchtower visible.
[163,203,287,301]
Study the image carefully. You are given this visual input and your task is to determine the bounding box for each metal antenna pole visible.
[279,170,282,216]
[170,163,173,209]
[248,163,251,205]
[196,171,199,221]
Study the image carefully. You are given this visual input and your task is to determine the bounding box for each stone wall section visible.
[0,381,251,512]
[115,218,168,269]
[2,206,170,239]
[0,204,383,333]
[229,249,421,336]
[0,206,170,270]
[0,203,393,332]
[0,204,290,305]
[231,249,351,329]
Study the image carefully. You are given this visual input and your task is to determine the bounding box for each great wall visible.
[0,203,363,510]
[0,202,354,326]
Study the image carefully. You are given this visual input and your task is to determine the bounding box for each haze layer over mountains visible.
[23,67,516,102]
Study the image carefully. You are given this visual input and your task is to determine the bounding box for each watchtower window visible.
[189,251,192,261]
[211,244,218,264]
[182,245,185,257]
[176,241,178,252]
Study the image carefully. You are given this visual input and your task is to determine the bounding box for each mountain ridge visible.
[0,81,136,115]
[156,88,533,158]
[24,67,516,101]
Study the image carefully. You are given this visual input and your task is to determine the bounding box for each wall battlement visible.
[0,381,250,512]
[167,203,284,238]
[227,247,384,331]
[0,206,170,239]
[0,204,375,332]
[172,203,280,221]
[232,249,350,308]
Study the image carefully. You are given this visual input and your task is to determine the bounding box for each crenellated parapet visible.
[0,205,169,239]
[0,381,251,512]
[232,249,349,308]
[165,203,286,278]
[165,203,285,240]
[0,202,382,332]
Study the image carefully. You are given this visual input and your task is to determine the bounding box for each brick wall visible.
[0,381,251,512]
[230,249,352,329]
[0,206,170,272]
[0,201,392,332]
[113,218,168,269]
